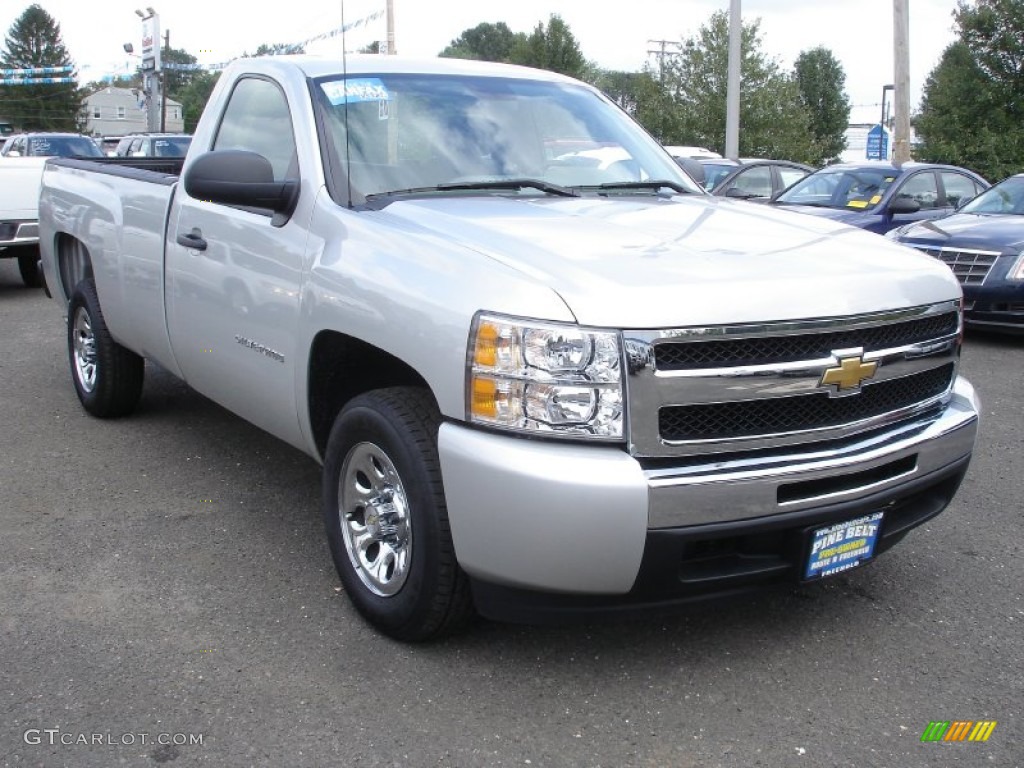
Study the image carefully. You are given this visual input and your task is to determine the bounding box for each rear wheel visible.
[16,246,42,288]
[67,279,144,417]
[323,387,473,641]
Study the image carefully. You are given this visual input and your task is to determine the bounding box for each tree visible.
[659,11,817,162]
[439,22,523,62]
[251,42,306,57]
[175,70,219,133]
[0,4,84,131]
[794,47,850,164]
[160,46,203,102]
[509,15,588,79]
[914,1,1024,180]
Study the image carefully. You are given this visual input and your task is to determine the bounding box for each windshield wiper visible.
[366,178,578,200]
[589,180,695,195]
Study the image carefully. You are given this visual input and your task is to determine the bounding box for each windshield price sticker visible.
[805,511,883,579]
[321,78,390,106]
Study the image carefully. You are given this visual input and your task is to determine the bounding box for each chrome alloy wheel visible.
[72,307,98,393]
[338,442,413,597]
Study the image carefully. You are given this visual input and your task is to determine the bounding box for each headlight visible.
[1007,252,1024,281]
[467,313,623,439]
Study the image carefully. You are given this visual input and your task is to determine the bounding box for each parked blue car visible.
[889,173,1024,334]
[769,162,989,234]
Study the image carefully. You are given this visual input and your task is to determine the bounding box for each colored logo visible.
[819,353,878,395]
[921,721,997,742]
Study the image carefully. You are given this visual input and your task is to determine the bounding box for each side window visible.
[941,172,980,208]
[130,138,144,156]
[213,77,297,181]
[778,167,808,191]
[894,172,939,210]
[729,166,772,198]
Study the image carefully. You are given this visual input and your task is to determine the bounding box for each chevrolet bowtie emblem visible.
[820,355,878,395]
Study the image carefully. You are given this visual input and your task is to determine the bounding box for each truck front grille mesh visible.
[653,312,958,370]
[658,364,954,442]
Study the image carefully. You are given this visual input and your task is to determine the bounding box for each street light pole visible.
[161,29,168,132]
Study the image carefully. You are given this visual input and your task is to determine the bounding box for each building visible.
[82,86,184,137]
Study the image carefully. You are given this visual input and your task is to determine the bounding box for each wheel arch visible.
[54,233,94,305]
[307,330,437,461]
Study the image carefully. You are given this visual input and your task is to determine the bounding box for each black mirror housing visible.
[184,150,298,222]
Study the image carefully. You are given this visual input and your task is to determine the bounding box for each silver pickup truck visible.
[38,56,979,641]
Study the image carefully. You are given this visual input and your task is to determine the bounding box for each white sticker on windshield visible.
[321,78,390,106]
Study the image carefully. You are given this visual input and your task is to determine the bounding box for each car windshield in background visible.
[313,73,701,201]
[775,167,900,211]
[26,136,103,157]
[959,175,1024,215]
[152,137,192,157]
[701,162,737,191]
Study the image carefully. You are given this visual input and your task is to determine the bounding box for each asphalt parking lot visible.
[1,258,1021,767]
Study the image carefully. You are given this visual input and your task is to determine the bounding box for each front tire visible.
[323,387,473,641]
[67,279,144,417]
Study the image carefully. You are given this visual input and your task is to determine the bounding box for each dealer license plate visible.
[804,511,884,580]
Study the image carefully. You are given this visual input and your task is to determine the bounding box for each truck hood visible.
[376,195,960,328]
[895,212,1024,252]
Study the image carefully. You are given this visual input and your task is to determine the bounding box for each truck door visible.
[166,75,306,447]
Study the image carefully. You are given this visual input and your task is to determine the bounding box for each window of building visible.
[117,106,126,119]
[92,106,102,119]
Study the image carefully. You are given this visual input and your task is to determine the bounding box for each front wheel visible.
[322,387,473,641]
[67,279,144,417]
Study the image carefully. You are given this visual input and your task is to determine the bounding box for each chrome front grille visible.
[910,245,1000,286]
[655,312,958,370]
[659,364,953,441]
[624,301,961,458]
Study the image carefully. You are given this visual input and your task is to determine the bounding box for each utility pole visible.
[646,39,681,87]
[724,0,741,160]
[386,0,396,55]
[892,0,911,164]
[161,29,168,132]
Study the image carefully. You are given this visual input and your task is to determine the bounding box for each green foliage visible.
[509,15,588,79]
[176,70,220,133]
[440,22,523,62]
[160,46,202,102]
[0,4,84,131]
[915,1,1024,180]
[251,42,306,57]
[659,11,818,162]
[794,47,851,164]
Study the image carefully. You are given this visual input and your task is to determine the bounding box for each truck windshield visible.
[313,73,700,203]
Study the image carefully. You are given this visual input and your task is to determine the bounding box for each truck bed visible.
[48,155,184,182]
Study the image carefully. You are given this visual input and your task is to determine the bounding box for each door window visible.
[894,172,939,210]
[940,172,982,208]
[213,77,297,181]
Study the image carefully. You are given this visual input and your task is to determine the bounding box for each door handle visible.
[176,227,207,251]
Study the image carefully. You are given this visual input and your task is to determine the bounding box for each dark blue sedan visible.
[769,162,989,234]
[889,173,1024,334]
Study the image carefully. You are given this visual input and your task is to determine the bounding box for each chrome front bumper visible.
[438,376,979,596]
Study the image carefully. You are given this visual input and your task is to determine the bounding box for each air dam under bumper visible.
[438,376,979,612]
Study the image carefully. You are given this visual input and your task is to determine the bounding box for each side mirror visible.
[184,150,298,225]
[888,196,920,215]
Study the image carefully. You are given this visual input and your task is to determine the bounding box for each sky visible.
[3,0,963,124]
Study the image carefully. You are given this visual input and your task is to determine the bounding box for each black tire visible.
[16,246,42,288]
[67,279,144,417]
[323,387,473,641]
